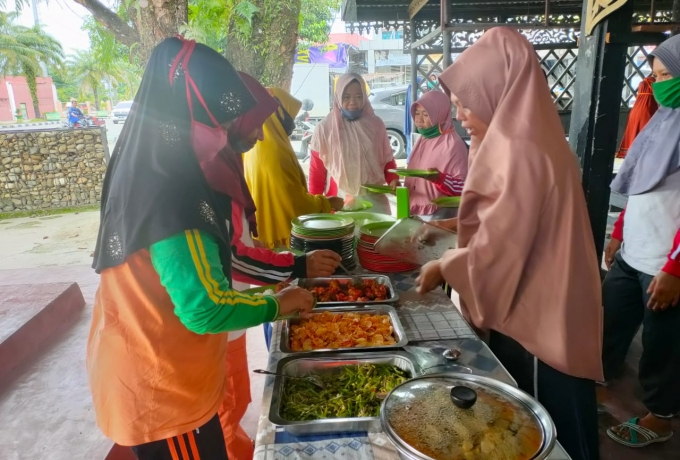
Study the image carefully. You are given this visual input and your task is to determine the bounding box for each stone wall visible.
[0,128,109,212]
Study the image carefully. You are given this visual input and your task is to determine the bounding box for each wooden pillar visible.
[568,0,634,265]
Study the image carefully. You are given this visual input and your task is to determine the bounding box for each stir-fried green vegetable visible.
[280,364,409,421]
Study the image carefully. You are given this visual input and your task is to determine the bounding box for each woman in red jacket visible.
[309,73,399,214]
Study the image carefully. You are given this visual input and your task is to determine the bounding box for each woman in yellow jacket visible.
[244,88,343,249]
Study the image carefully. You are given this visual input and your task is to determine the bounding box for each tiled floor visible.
[1,264,678,459]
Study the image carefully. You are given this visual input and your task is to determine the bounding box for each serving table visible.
[253,271,571,460]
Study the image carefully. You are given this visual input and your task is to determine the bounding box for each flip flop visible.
[607,417,673,448]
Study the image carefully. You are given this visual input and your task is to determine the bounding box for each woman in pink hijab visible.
[415,27,603,460]
[309,73,399,214]
[407,90,468,219]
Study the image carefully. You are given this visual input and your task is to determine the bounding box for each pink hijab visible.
[311,73,393,196]
[407,91,468,215]
[437,27,603,381]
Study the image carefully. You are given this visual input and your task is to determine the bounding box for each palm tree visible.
[0,11,63,118]
[67,50,138,111]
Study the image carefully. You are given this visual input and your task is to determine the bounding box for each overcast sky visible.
[3,0,92,55]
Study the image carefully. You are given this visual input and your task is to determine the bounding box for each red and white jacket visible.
[229,202,306,286]
[612,207,680,278]
[308,150,399,196]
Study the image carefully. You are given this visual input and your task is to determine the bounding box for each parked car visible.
[112,101,133,124]
[369,85,409,159]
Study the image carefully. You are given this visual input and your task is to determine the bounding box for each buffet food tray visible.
[269,351,419,435]
[296,275,399,307]
[279,305,408,354]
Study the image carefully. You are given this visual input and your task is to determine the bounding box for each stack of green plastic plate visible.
[290,214,357,270]
[291,214,355,239]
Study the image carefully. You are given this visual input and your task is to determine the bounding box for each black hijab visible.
[93,37,256,273]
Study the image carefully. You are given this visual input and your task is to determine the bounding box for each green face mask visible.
[652,76,680,109]
[417,124,442,139]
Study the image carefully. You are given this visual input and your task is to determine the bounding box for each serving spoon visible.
[337,262,363,286]
[253,369,326,390]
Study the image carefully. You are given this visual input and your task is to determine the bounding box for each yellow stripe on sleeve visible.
[185,230,220,304]
[187,230,269,308]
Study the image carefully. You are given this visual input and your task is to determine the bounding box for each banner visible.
[375,50,411,67]
[295,44,348,69]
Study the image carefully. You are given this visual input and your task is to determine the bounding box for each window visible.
[380,91,406,107]
[20,103,28,119]
[389,91,407,107]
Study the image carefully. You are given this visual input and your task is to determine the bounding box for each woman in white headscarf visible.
[308,73,399,214]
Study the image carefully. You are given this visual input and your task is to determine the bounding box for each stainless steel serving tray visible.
[296,275,399,307]
[269,351,419,435]
[279,305,408,354]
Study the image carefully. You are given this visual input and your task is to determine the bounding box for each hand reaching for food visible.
[433,218,458,233]
[416,260,444,295]
[411,218,458,245]
[275,286,316,318]
[306,250,342,278]
[327,196,345,211]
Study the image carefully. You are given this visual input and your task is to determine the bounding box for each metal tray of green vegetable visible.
[269,351,418,435]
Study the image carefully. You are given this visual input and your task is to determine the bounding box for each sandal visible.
[607,417,673,448]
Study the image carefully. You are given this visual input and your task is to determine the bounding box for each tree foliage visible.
[79,13,143,102]
[82,13,132,68]
[182,0,251,54]
[66,49,139,109]
[298,0,340,48]
[0,11,64,117]
[181,0,338,88]
[20,0,339,91]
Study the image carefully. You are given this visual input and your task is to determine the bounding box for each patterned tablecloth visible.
[254,272,570,460]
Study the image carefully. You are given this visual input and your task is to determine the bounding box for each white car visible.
[112,101,133,124]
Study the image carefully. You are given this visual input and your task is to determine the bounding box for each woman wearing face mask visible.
[244,87,345,250]
[87,38,316,459]
[198,72,341,458]
[600,34,680,448]
[407,90,468,219]
[415,28,603,460]
[309,73,400,214]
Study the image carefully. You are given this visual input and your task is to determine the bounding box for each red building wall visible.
[0,76,56,122]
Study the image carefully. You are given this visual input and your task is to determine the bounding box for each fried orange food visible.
[276,279,389,303]
[289,310,397,351]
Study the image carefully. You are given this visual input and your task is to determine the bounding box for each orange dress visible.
[86,250,229,446]
[617,77,658,159]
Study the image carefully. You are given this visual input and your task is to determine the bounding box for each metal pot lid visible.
[379,373,555,460]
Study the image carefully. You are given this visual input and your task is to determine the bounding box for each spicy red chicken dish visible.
[276,279,389,302]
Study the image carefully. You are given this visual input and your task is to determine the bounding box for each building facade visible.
[0,76,59,122]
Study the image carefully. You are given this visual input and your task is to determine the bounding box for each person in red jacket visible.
[602,35,680,448]
[309,73,399,214]
[616,76,658,159]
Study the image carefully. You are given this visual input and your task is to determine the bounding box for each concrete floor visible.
[0,265,270,460]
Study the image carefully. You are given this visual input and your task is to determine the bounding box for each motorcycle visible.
[292,99,315,141]
[298,120,315,162]
[65,115,105,129]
